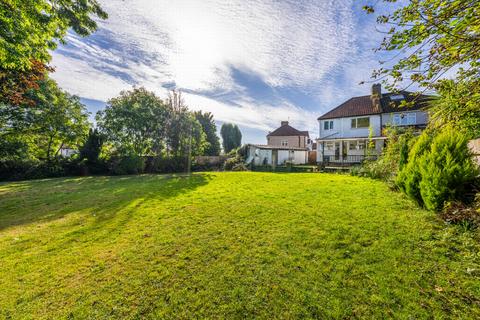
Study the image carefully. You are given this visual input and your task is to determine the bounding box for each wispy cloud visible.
[50,0,385,142]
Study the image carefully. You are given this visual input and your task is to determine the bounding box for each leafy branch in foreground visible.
[364,1,480,94]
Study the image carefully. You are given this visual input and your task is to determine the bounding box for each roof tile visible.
[318,91,431,120]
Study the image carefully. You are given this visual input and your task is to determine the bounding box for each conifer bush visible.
[418,127,478,211]
[396,131,434,206]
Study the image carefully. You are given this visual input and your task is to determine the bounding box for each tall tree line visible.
[220,123,242,153]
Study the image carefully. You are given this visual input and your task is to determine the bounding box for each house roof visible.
[267,124,309,137]
[317,91,431,120]
[249,144,307,151]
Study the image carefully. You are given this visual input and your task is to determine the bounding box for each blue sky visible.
[50,0,394,144]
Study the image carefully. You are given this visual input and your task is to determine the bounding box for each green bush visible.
[352,127,415,184]
[110,155,145,175]
[223,145,249,171]
[418,127,478,211]
[223,156,244,171]
[396,131,434,205]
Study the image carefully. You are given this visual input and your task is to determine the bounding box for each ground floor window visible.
[347,140,367,150]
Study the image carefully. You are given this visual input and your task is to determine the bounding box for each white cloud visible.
[50,0,366,140]
[183,92,317,134]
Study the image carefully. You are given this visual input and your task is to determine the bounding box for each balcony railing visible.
[321,155,377,166]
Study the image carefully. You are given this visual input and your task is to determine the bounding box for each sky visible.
[50,0,396,144]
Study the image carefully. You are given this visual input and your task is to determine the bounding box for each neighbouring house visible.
[317,84,430,166]
[246,121,310,166]
[59,146,78,157]
[267,121,311,149]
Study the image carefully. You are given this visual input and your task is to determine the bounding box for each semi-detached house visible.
[316,84,430,165]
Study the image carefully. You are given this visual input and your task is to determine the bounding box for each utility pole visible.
[186,123,193,177]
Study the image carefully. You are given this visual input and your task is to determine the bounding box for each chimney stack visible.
[281,121,289,126]
[371,83,382,112]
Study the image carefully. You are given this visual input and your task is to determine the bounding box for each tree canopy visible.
[220,123,242,153]
[364,0,479,92]
[0,0,107,107]
[364,0,480,136]
[96,88,206,160]
[0,78,90,161]
[194,111,221,156]
[0,0,107,71]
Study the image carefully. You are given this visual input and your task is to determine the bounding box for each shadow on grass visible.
[0,173,211,231]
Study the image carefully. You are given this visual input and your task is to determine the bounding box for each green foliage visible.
[110,154,145,175]
[194,111,221,156]
[97,88,206,163]
[0,0,107,71]
[97,88,169,156]
[396,127,478,210]
[79,128,103,163]
[220,123,242,153]
[223,156,244,171]
[78,128,105,174]
[353,127,415,183]
[396,131,435,205]
[0,78,90,162]
[223,145,249,171]
[429,79,480,138]
[365,0,480,95]
[418,127,478,211]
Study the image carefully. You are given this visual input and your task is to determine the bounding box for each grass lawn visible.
[1,172,479,319]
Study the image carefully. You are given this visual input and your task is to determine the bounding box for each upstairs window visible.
[393,113,416,126]
[323,120,333,130]
[281,140,288,146]
[351,117,370,128]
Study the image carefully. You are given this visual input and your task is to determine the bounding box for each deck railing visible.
[321,155,378,167]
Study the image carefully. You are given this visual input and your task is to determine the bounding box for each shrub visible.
[110,154,145,175]
[0,159,39,181]
[0,159,75,181]
[418,127,478,211]
[396,131,435,205]
[352,127,415,184]
[223,156,243,171]
[223,145,249,171]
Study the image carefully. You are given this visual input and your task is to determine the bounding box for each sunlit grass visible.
[0,172,479,318]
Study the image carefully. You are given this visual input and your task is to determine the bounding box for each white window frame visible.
[351,117,370,129]
[325,142,334,151]
[281,140,288,146]
[323,120,334,130]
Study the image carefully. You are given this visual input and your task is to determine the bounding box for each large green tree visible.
[97,88,206,161]
[364,0,480,136]
[96,88,170,156]
[364,0,480,93]
[79,128,103,164]
[0,78,90,161]
[429,79,480,138]
[0,0,107,71]
[164,91,206,160]
[194,111,221,156]
[0,0,107,105]
[220,123,242,153]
